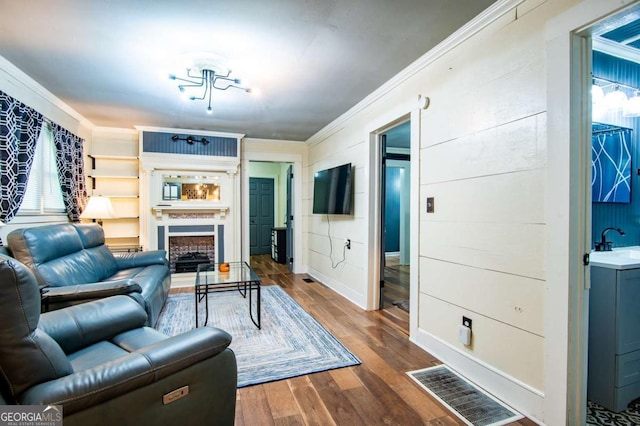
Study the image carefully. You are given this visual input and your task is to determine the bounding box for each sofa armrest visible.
[43,279,142,303]
[115,250,168,269]
[19,327,234,415]
[134,327,233,380]
[39,295,148,354]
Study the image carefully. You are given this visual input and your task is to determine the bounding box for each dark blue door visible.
[249,178,274,255]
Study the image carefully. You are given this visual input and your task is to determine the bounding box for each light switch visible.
[426,197,434,213]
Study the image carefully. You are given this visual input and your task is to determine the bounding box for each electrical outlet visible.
[462,316,472,329]
[345,239,351,250]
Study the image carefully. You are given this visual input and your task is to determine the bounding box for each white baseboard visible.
[306,267,366,309]
[413,329,545,425]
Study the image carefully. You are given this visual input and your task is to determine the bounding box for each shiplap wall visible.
[418,2,547,389]
[304,0,576,413]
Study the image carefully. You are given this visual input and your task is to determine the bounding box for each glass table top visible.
[195,262,259,286]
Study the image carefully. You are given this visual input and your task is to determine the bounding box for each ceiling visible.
[0,0,497,141]
[592,4,640,64]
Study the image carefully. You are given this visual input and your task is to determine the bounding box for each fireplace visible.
[169,235,214,273]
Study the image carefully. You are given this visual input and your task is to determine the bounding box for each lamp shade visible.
[604,87,628,111]
[80,196,116,220]
[592,84,605,104]
[624,92,640,117]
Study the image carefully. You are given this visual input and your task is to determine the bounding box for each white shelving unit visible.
[87,129,141,251]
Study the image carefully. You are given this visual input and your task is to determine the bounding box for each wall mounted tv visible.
[312,163,353,215]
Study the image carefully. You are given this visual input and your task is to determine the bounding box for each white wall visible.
[303,0,585,423]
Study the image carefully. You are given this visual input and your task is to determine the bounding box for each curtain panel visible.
[50,123,87,221]
[0,91,43,225]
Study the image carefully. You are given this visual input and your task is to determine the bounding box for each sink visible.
[591,246,640,269]
[610,249,640,259]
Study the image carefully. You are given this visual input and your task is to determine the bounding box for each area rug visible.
[407,365,522,426]
[155,285,360,387]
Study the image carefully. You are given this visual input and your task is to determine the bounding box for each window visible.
[19,123,66,214]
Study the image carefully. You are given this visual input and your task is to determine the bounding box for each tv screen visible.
[312,163,352,215]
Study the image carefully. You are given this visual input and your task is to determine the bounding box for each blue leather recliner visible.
[7,223,170,327]
[0,253,237,425]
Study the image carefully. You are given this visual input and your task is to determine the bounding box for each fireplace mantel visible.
[152,203,230,219]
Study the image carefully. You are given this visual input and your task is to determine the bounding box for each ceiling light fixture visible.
[592,76,640,116]
[169,54,251,114]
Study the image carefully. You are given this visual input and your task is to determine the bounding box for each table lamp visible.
[80,196,116,226]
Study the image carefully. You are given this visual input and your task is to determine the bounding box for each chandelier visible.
[169,55,251,114]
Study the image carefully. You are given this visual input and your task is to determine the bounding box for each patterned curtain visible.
[0,91,43,225]
[50,123,87,221]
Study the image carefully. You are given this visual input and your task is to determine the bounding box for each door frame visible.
[366,108,420,337]
[546,0,637,423]
[241,152,303,273]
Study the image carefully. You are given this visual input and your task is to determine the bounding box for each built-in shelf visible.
[89,154,138,160]
[102,216,140,220]
[88,142,140,249]
[89,174,139,179]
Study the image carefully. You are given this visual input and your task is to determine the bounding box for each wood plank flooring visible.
[173,255,536,425]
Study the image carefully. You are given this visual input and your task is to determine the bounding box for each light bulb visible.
[624,91,640,117]
[604,86,628,112]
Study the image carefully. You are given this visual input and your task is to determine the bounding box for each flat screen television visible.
[312,163,352,215]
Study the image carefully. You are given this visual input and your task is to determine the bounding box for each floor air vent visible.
[302,278,314,283]
[407,365,522,426]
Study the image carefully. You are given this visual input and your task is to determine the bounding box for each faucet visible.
[595,227,625,252]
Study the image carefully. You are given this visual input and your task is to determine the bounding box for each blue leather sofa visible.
[0,253,237,425]
[7,223,170,327]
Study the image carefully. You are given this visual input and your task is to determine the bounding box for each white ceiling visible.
[0,0,496,141]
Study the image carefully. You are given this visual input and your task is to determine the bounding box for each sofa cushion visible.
[7,224,84,275]
[68,341,130,372]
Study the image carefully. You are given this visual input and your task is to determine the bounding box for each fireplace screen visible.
[168,235,214,273]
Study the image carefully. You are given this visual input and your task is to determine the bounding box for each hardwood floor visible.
[223,254,537,426]
[382,254,410,329]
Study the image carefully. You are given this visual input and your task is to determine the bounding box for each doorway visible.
[248,161,293,267]
[581,6,640,424]
[379,121,411,323]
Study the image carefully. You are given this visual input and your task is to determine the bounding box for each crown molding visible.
[0,55,94,129]
[305,0,524,146]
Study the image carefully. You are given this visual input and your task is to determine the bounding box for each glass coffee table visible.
[195,262,261,329]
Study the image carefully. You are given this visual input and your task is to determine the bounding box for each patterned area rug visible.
[155,285,360,387]
[587,399,640,425]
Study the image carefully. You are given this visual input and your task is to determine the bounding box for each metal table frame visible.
[195,262,261,329]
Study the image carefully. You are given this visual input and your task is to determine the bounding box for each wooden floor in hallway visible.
[228,254,537,426]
